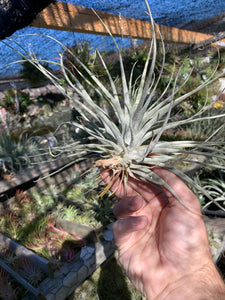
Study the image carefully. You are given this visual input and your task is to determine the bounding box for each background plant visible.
[13,257,45,287]
[0,124,33,175]
[23,218,85,262]
[2,0,225,213]
[19,54,49,86]
[197,169,225,211]
[2,89,33,115]
[162,101,225,141]
[0,268,17,300]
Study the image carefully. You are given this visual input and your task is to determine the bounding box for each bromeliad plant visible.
[2,0,225,212]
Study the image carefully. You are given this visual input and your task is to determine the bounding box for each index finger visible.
[101,169,164,202]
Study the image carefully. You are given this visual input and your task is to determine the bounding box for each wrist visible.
[151,262,225,300]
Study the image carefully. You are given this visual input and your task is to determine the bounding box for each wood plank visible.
[0,233,53,277]
[31,2,225,45]
[0,259,46,299]
[0,157,75,195]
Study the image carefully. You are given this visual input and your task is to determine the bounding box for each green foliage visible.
[57,205,79,222]
[211,47,225,72]
[65,185,88,203]
[0,197,84,263]
[63,40,118,82]
[15,214,50,243]
[2,90,15,112]
[19,56,48,86]
[196,169,225,210]
[162,102,225,142]
[63,40,96,83]
[63,168,116,227]
[62,191,115,228]
[0,125,31,174]
[63,40,112,105]
[110,44,149,83]
[1,213,23,241]
[2,89,32,114]
[29,189,56,213]
[23,218,84,262]
[176,56,218,113]
[92,196,116,227]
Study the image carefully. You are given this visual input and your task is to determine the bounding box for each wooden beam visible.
[192,31,225,50]
[31,1,225,45]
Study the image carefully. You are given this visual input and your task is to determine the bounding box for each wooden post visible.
[31,2,225,45]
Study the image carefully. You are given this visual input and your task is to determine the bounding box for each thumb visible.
[112,216,148,247]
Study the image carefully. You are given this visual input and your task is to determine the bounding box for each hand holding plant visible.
[102,168,225,299]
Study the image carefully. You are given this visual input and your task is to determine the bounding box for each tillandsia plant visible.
[2,0,225,212]
[0,121,33,176]
[14,257,45,287]
[0,268,17,300]
[24,219,85,263]
[199,170,225,212]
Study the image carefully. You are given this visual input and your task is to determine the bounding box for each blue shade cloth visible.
[1,0,225,75]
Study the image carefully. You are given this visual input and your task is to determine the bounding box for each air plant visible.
[29,189,55,213]
[24,219,85,262]
[43,184,59,198]
[11,190,36,221]
[14,189,30,206]
[19,215,50,245]
[58,205,79,222]
[200,172,225,211]
[14,257,45,286]
[3,212,22,241]
[0,268,17,300]
[0,122,33,176]
[46,221,85,248]
[0,246,15,266]
[2,0,225,212]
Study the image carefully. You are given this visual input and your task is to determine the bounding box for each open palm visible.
[102,167,215,299]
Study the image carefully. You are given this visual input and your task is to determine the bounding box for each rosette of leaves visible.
[14,257,45,287]
[0,124,35,175]
[0,268,17,300]
[199,170,225,213]
[2,0,225,212]
[24,219,85,263]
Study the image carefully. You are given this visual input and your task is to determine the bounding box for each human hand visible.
[102,167,225,299]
